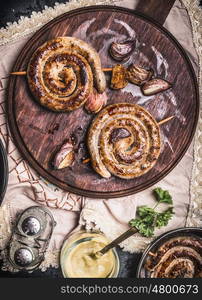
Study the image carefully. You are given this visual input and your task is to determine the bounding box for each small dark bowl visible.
[136,227,202,278]
[0,139,8,204]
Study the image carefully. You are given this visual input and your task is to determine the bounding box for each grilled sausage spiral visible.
[27,37,106,112]
[87,103,161,179]
[145,236,202,278]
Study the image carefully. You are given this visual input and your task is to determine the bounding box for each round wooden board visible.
[0,139,8,204]
[7,5,199,198]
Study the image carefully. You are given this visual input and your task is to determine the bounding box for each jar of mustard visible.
[60,230,120,278]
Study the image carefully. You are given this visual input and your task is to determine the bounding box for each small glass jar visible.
[60,230,120,278]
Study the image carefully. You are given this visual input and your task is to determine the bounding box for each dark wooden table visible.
[0,0,186,278]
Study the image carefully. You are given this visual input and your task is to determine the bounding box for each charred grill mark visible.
[147,154,157,162]
[80,66,88,85]
[88,103,161,179]
[109,128,131,144]
[27,37,105,112]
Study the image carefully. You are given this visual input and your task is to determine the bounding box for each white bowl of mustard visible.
[60,231,120,278]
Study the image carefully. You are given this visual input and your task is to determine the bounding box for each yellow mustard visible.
[61,232,118,278]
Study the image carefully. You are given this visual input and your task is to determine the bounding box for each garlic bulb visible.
[85,89,107,113]
[141,78,172,96]
[126,64,153,86]
[109,39,136,62]
[53,141,74,169]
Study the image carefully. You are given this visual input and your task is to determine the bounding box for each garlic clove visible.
[53,141,75,169]
[110,64,128,90]
[126,64,153,86]
[141,78,172,96]
[109,39,136,62]
[85,89,108,113]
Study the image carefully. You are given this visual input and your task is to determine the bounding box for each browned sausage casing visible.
[145,236,202,278]
[27,37,106,112]
[87,103,161,179]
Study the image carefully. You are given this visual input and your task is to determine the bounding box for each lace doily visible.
[0,0,118,46]
[183,0,202,227]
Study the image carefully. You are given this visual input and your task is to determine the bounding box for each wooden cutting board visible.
[0,139,8,204]
[7,5,199,198]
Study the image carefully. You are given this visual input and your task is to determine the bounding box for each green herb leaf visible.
[129,218,155,237]
[155,207,174,228]
[153,187,173,204]
[129,207,156,237]
[129,188,174,237]
[137,206,155,218]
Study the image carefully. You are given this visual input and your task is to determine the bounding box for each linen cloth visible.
[0,0,201,271]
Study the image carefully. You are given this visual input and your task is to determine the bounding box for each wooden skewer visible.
[10,71,26,75]
[158,115,175,126]
[10,69,112,75]
[148,251,156,257]
[102,68,113,72]
[10,72,174,126]
[9,71,175,124]
[82,158,91,164]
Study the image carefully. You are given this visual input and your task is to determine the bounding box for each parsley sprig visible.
[129,187,174,237]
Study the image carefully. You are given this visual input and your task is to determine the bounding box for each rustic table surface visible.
[0,0,191,278]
